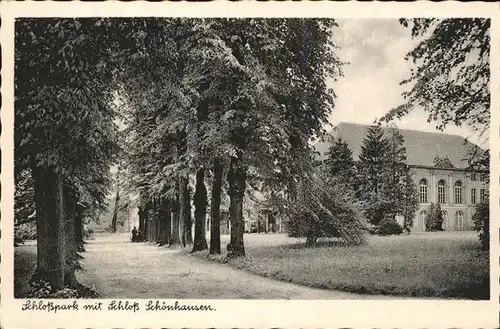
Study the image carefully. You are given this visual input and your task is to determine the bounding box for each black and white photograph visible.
[1,2,498,328]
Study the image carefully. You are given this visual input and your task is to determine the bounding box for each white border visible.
[1,2,499,328]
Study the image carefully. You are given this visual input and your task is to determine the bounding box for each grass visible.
[14,232,489,299]
[14,244,37,298]
[194,231,489,299]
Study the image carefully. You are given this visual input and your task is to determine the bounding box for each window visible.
[437,180,446,204]
[471,188,477,204]
[454,181,463,204]
[442,210,448,230]
[454,211,464,230]
[471,173,477,181]
[480,189,486,203]
[480,174,485,182]
[419,179,428,203]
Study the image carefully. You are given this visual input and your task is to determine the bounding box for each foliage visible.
[376,217,403,236]
[356,124,391,225]
[425,203,444,232]
[400,171,419,229]
[356,124,418,227]
[323,137,356,186]
[473,198,489,251]
[286,172,367,246]
[118,18,343,254]
[382,18,490,135]
[16,17,344,264]
[15,222,37,241]
[15,18,132,218]
[27,280,98,299]
[14,169,36,226]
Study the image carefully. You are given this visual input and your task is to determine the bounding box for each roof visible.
[314,122,481,169]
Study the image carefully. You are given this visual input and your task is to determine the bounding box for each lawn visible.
[196,231,489,299]
[14,243,37,298]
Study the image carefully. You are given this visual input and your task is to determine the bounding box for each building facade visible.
[411,166,487,231]
[315,122,489,231]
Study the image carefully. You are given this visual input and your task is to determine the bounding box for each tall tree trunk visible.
[150,200,158,243]
[186,186,193,245]
[63,185,79,288]
[138,206,145,234]
[31,166,66,291]
[179,176,192,248]
[144,201,151,241]
[210,159,223,254]
[192,169,208,252]
[179,177,187,248]
[111,168,120,233]
[171,194,181,246]
[226,156,246,258]
[158,198,171,246]
[75,204,85,252]
[154,199,161,243]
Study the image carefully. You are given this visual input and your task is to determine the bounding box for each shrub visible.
[84,227,94,238]
[425,202,444,231]
[286,173,367,246]
[14,222,37,241]
[473,199,489,251]
[377,217,403,236]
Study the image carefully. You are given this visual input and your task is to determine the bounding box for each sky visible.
[326,19,482,145]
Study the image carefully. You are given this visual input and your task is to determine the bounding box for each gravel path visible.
[77,233,388,299]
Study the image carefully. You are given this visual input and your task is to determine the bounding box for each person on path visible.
[131,226,138,242]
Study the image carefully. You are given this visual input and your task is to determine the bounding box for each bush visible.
[15,222,37,241]
[425,203,444,231]
[84,227,94,238]
[286,174,367,246]
[377,217,403,236]
[473,199,489,251]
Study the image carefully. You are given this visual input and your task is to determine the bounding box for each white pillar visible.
[430,171,435,203]
[449,175,454,205]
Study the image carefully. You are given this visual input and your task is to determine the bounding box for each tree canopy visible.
[382,18,490,137]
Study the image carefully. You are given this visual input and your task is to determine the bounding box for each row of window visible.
[418,210,465,230]
[418,179,487,204]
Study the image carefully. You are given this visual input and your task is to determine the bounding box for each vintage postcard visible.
[1,1,499,328]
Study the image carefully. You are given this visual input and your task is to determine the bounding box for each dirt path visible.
[77,233,387,299]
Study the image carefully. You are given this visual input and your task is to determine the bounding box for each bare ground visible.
[75,233,390,299]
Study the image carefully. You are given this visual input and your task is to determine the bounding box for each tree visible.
[324,137,356,186]
[95,18,342,259]
[385,127,418,228]
[110,166,121,233]
[425,202,444,232]
[192,169,208,252]
[382,18,490,137]
[286,171,366,246]
[356,124,418,228]
[473,198,489,251]
[356,124,391,225]
[16,18,138,292]
[218,18,343,257]
[209,160,224,254]
[400,171,419,230]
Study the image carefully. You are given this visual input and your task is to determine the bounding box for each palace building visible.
[315,122,489,231]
